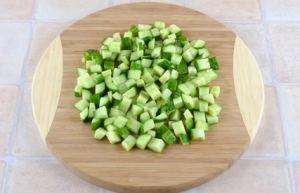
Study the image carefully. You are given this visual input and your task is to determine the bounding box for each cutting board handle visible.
[233,36,264,141]
[32,36,63,141]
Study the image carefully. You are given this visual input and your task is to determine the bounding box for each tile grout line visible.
[0,0,38,192]
[260,0,297,193]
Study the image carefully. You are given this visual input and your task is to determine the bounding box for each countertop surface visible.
[0,0,300,193]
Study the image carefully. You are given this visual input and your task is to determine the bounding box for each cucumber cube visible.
[173,96,184,108]
[195,121,209,131]
[147,138,165,153]
[114,116,129,128]
[172,121,186,136]
[210,86,220,98]
[117,127,131,138]
[208,103,222,116]
[140,119,155,134]
[94,128,107,140]
[203,94,215,104]
[122,135,136,151]
[190,129,205,141]
[162,130,176,145]
[106,131,121,144]
[136,134,152,150]
[206,113,219,125]
[126,118,142,134]
[179,134,190,146]
[183,109,193,120]
[194,111,206,122]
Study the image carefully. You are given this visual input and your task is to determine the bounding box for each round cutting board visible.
[32,3,264,193]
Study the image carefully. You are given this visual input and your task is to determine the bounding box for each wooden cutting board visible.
[31,3,264,193]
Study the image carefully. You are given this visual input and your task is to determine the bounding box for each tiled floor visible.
[0,0,299,193]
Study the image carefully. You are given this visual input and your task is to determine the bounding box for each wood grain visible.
[32,36,63,141]
[233,36,264,141]
[31,3,264,193]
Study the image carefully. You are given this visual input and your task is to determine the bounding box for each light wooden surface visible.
[32,36,63,141]
[31,3,264,193]
[233,36,264,141]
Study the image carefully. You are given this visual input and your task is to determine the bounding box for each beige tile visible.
[0,0,34,20]
[293,162,300,192]
[34,0,109,20]
[0,23,30,83]
[113,0,185,6]
[279,86,300,157]
[24,22,73,82]
[269,23,300,82]
[103,187,197,193]
[243,86,285,158]
[188,0,262,20]
[12,85,52,157]
[264,0,300,20]
[199,161,292,193]
[0,86,19,157]
[0,161,6,190]
[223,23,272,83]
[5,160,99,193]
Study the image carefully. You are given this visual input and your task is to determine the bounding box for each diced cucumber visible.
[78,73,96,89]
[206,113,218,124]
[119,97,132,113]
[117,127,131,138]
[154,113,168,122]
[147,138,165,153]
[198,48,210,58]
[161,101,176,114]
[210,86,220,98]
[170,110,181,121]
[122,135,136,151]
[195,121,209,132]
[208,103,222,116]
[74,99,89,112]
[172,121,186,136]
[145,83,161,100]
[179,134,190,146]
[113,116,129,128]
[209,57,220,70]
[159,70,170,84]
[194,111,206,122]
[185,118,194,132]
[140,112,151,123]
[183,109,193,120]
[126,118,141,134]
[131,104,143,115]
[190,129,205,141]
[182,94,194,109]
[147,130,156,138]
[106,131,121,144]
[94,128,107,140]
[136,134,152,150]
[199,100,209,112]
[82,89,92,101]
[203,93,215,104]
[140,119,155,134]
[107,124,118,131]
[142,72,155,84]
[178,84,190,95]
[80,107,89,122]
[161,89,172,101]
[91,118,101,130]
[199,85,209,99]
[104,117,116,126]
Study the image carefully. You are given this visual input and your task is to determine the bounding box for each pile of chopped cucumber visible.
[74,21,222,153]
